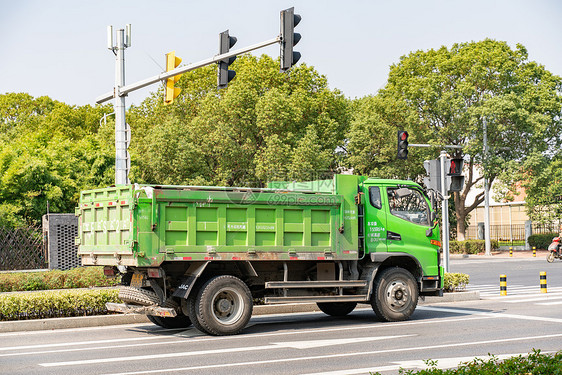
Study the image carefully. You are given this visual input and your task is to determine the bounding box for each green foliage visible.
[380,349,562,375]
[0,93,114,227]
[443,273,469,292]
[0,267,120,292]
[449,240,499,254]
[528,233,559,250]
[128,55,349,187]
[347,39,562,240]
[0,289,120,321]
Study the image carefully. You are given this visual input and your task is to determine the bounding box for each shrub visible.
[443,273,469,292]
[449,240,499,254]
[0,267,120,292]
[528,233,558,250]
[0,289,121,321]
[385,349,562,374]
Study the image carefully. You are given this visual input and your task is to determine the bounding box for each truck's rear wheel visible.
[317,302,357,317]
[147,314,192,329]
[194,275,252,336]
[371,267,418,322]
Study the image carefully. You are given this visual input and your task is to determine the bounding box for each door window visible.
[369,186,382,209]
[387,188,429,226]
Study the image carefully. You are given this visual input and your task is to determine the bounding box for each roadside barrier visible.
[509,247,513,257]
[533,247,536,257]
[500,274,507,296]
[540,271,547,293]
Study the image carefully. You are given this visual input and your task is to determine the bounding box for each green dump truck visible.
[76,174,443,335]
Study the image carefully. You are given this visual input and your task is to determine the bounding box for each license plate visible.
[130,273,144,288]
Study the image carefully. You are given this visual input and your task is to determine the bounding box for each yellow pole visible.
[533,247,536,257]
[500,274,507,296]
[540,271,547,293]
[509,247,513,257]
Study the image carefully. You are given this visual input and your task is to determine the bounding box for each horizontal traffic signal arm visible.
[96,37,280,104]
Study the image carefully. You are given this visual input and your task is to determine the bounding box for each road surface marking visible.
[535,301,562,306]
[419,306,562,323]
[39,335,413,367]
[0,336,164,351]
[99,333,562,375]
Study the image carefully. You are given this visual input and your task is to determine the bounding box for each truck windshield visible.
[387,187,430,226]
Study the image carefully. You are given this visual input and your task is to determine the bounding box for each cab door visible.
[384,186,439,276]
[363,185,388,254]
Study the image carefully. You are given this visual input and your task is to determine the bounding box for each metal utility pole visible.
[483,118,492,256]
[108,25,131,186]
[439,150,450,272]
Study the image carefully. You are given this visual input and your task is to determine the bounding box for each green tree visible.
[347,39,562,239]
[128,55,349,187]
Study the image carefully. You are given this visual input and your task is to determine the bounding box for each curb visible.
[0,292,480,333]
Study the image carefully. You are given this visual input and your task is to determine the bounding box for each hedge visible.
[0,267,120,292]
[443,273,469,292]
[528,233,558,250]
[0,289,121,321]
[449,240,499,254]
[382,349,562,374]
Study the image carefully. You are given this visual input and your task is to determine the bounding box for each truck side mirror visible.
[430,211,436,222]
[394,188,412,199]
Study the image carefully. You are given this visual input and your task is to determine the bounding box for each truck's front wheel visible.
[194,275,253,335]
[371,267,418,322]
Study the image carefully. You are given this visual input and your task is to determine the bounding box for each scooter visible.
[547,237,562,263]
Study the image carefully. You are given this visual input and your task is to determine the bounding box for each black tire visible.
[186,291,208,334]
[119,286,160,306]
[147,314,192,329]
[371,267,418,322]
[547,252,555,263]
[317,302,357,317]
[194,275,253,336]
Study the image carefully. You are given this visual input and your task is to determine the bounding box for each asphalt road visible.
[2,257,561,375]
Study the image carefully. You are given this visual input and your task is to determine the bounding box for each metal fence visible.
[465,222,560,247]
[0,226,47,271]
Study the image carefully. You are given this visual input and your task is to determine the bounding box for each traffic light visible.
[164,51,182,105]
[423,159,441,192]
[446,157,465,192]
[218,30,237,89]
[397,130,409,159]
[280,7,301,72]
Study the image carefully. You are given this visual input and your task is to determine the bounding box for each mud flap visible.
[172,262,210,299]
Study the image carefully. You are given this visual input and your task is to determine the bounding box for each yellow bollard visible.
[509,247,513,257]
[500,274,507,296]
[533,247,536,257]
[540,271,547,293]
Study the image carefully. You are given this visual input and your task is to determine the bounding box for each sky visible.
[1,0,561,107]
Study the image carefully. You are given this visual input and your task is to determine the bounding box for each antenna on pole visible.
[125,24,132,47]
[107,26,114,50]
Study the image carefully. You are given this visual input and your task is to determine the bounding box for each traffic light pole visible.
[96,37,280,105]
[439,150,450,272]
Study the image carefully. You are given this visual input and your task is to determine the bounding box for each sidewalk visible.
[450,249,549,259]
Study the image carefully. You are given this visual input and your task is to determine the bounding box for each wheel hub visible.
[385,280,409,310]
[216,297,232,314]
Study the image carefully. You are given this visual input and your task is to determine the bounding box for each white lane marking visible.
[40,335,412,367]
[0,336,164,352]
[101,333,562,375]
[1,316,491,357]
[535,301,562,306]
[419,305,562,323]
[0,323,153,337]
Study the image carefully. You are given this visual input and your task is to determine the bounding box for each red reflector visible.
[232,257,241,260]
[147,268,161,278]
[121,200,126,205]
[108,202,113,206]
[317,257,325,260]
[103,267,115,276]
[95,203,100,207]
[426,277,436,280]
[343,251,350,254]
[430,239,441,247]
[204,257,213,260]
[290,256,298,260]
[183,257,192,260]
